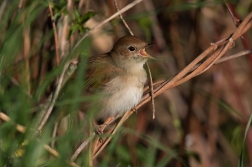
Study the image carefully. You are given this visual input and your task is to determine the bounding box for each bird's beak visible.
[139,48,155,60]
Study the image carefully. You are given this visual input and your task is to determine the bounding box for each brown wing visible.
[84,54,121,94]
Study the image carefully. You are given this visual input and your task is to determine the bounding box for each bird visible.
[82,35,154,125]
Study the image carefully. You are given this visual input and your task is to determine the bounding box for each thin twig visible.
[51,122,58,148]
[224,1,242,27]
[113,0,134,35]
[36,63,69,132]
[49,1,61,144]
[215,49,252,64]
[71,133,95,161]
[142,49,252,93]
[48,1,60,65]
[146,62,155,119]
[224,0,252,67]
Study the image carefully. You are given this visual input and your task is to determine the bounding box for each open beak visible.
[139,47,155,60]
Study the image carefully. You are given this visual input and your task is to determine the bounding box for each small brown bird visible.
[84,35,154,124]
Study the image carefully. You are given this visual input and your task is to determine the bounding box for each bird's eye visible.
[128,46,135,51]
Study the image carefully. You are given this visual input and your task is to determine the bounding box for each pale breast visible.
[97,71,147,119]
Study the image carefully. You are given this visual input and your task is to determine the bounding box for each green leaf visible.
[79,11,96,24]
[74,9,81,22]
[238,114,252,167]
[54,12,61,21]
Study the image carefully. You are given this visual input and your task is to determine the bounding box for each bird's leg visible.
[94,115,119,144]
[93,123,105,144]
[95,115,120,134]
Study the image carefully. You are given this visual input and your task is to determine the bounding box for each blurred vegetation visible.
[0,0,252,167]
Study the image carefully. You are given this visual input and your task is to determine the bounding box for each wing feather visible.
[84,54,121,94]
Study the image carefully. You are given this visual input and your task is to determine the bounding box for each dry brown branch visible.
[0,112,80,167]
[224,0,252,67]
[215,49,252,64]
[224,1,242,27]
[91,11,252,158]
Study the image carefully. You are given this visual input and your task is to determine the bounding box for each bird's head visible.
[110,36,154,69]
